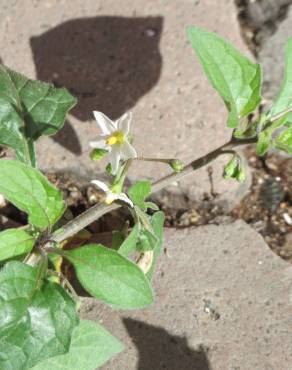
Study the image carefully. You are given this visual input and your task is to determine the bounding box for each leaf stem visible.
[268,106,292,123]
[48,269,80,304]
[49,135,256,245]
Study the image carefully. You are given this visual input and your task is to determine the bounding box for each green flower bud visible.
[90,148,108,161]
[235,166,246,183]
[170,159,184,172]
[223,156,238,180]
[106,163,112,175]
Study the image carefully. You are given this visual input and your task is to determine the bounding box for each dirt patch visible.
[235,0,292,54]
[232,148,292,261]
[159,148,292,263]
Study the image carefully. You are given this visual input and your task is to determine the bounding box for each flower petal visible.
[117,193,134,207]
[109,146,121,175]
[89,139,110,150]
[91,180,109,192]
[117,112,132,135]
[93,111,116,134]
[121,140,137,160]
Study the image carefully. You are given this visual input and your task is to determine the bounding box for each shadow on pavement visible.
[123,318,212,370]
[30,16,163,154]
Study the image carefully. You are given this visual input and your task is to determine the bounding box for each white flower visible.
[90,111,137,175]
[91,180,133,207]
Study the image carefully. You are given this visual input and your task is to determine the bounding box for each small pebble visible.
[145,28,156,37]
[283,213,292,226]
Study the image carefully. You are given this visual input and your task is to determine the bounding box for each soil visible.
[235,0,292,55]
[159,148,292,263]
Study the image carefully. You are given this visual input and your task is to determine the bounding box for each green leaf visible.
[234,123,257,139]
[111,231,125,250]
[145,201,159,211]
[128,181,151,210]
[268,38,292,119]
[29,320,123,370]
[145,211,165,281]
[0,65,76,164]
[0,261,78,370]
[0,160,65,230]
[136,225,158,252]
[0,228,35,261]
[118,224,139,257]
[0,97,27,163]
[119,211,164,260]
[256,130,272,156]
[63,244,153,309]
[187,26,261,128]
[274,126,292,154]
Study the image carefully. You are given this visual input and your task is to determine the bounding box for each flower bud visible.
[170,159,184,172]
[106,163,112,175]
[90,148,108,161]
[223,156,238,180]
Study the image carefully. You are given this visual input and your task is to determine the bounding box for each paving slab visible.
[0,0,253,209]
[80,221,292,370]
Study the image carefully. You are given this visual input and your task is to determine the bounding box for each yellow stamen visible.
[106,131,125,146]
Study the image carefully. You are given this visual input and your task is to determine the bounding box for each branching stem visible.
[49,135,256,246]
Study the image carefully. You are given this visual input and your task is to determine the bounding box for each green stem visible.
[48,269,80,304]
[135,156,174,164]
[268,106,292,123]
[111,159,132,193]
[22,137,32,166]
[49,135,256,245]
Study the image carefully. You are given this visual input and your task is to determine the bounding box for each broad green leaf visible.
[0,160,65,229]
[145,211,165,280]
[268,38,292,119]
[128,181,151,210]
[0,65,76,164]
[0,97,27,163]
[0,261,78,370]
[187,26,261,128]
[274,126,292,154]
[29,320,123,370]
[0,228,35,261]
[63,244,153,309]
